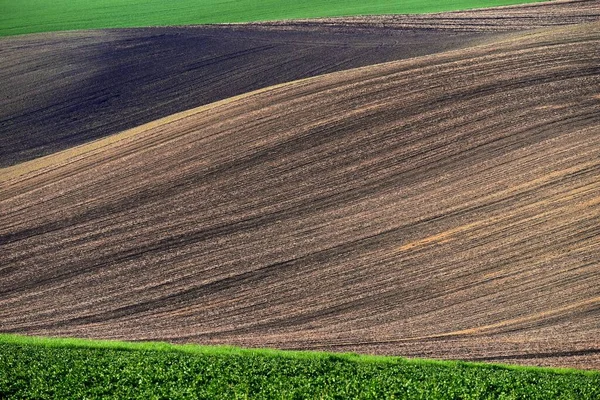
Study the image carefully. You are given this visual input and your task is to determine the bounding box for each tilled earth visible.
[265,0,600,31]
[1,19,599,369]
[3,0,599,167]
[0,25,493,167]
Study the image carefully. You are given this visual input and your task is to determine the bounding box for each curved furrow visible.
[2,0,598,167]
[0,23,494,167]
[1,22,599,369]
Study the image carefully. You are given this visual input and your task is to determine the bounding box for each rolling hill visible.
[0,25,495,167]
[2,0,597,167]
[1,19,598,370]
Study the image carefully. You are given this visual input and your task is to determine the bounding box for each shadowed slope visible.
[0,26,493,167]
[2,0,598,167]
[1,22,599,369]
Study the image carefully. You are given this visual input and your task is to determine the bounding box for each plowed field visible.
[2,17,598,369]
[0,26,492,167]
[3,0,598,166]
[273,0,600,31]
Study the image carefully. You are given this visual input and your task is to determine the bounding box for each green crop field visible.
[0,0,550,37]
[0,334,598,399]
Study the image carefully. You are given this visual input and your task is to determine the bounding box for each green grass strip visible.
[1,333,598,399]
[0,0,551,37]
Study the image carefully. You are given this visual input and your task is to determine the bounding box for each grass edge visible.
[1,333,597,376]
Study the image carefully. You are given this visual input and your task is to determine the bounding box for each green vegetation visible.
[1,334,598,399]
[0,0,550,37]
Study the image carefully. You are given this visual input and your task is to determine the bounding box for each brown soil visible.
[0,25,493,167]
[3,0,597,167]
[259,0,600,32]
[1,22,598,369]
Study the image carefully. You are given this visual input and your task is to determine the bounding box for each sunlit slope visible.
[0,0,551,37]
[1,22,599,369]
